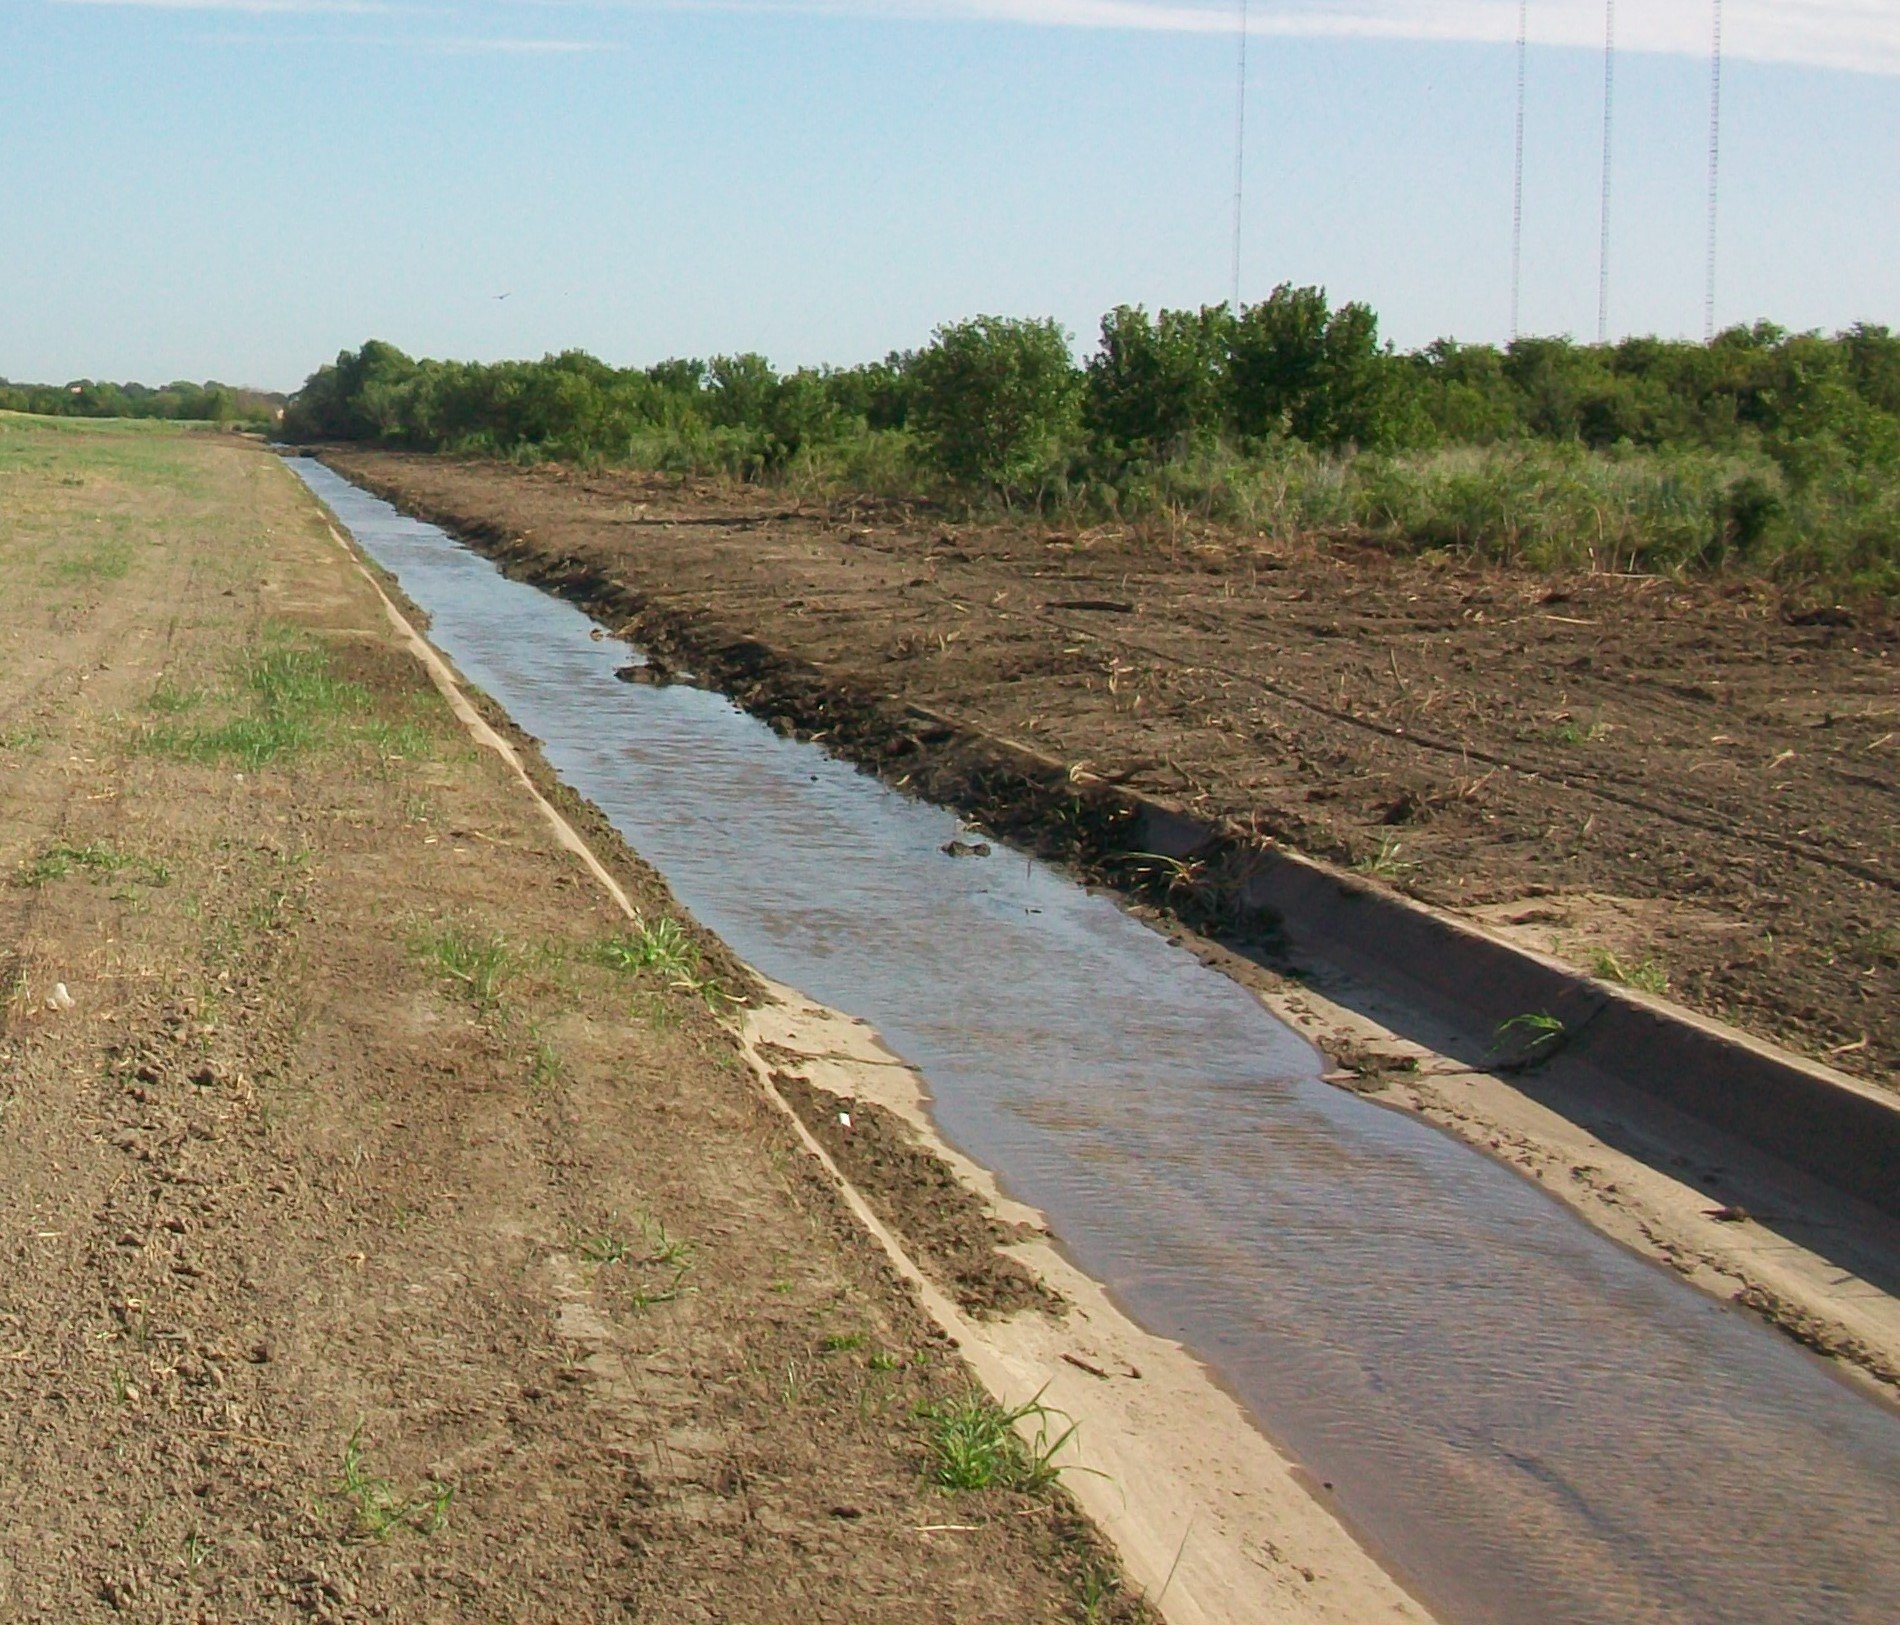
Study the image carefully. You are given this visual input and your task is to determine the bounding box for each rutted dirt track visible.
[323,450,1899,1089]
[0,420,1158,1621]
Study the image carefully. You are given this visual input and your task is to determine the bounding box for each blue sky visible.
[4,1,1896,389]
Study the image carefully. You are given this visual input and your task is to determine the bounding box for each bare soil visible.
[0,420,1147,1622]
[322,450,1900,1090]
[770,1072,1062,1321]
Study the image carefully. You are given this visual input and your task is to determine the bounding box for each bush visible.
[909,316,1081,499]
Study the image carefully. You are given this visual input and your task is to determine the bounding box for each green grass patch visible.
[45,538,134,585]
[413,924,515,1009]
[145,679,205,717]
[133,633,396,771]
[574,1213,696,1308]
[1489,1011,1570,1070]
[1351,834,1417,880]
[15,840,169,890]
[1857,927,1900,970]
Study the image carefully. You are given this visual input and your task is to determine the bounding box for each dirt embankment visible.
[0,421,1150,1621]
[318,450,1899,1093]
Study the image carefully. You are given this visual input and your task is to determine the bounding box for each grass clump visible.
[46,538,134,586]
[920,1389,1079,1495]
[588,917,731,1008]
[335,1427,452,1540]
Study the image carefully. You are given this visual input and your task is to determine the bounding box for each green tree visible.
[1084,304,1231,461]
[706,353,779,429]
[1225,285,1404,449]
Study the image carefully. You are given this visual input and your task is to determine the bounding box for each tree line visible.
[0,377,284,426]
[287,292,1898,488]
[279,293,1900,593]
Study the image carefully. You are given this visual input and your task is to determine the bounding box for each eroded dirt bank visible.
[321,450,1899,1090]
[0,419,1178,1621]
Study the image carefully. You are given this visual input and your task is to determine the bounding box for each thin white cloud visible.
[53,1,618,49]
[195,27,621,47]
[429,32,615,47]
[53,0,399,14]
[49,0,1900,74]
[596,0,1900,75]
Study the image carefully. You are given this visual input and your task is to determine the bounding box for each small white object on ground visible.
[48,982,75,1011]
[838,1111,851,1129]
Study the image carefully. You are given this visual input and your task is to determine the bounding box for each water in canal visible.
[293,458,1900,1625]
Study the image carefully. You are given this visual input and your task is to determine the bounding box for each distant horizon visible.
[7,3,1897,391]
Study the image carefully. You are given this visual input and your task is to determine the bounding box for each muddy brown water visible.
[293,459,1900,1625]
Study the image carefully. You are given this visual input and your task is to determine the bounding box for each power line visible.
[1706,0,1723,341]
[1232,0,1248,309]
[1511,0,1528,341]
[1598,0,1615,345]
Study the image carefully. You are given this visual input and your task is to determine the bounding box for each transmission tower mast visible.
[1232,0,1248,308]
[1511,0,1528,341]
[1706,0,1723,341]
[1598,0,1615,344]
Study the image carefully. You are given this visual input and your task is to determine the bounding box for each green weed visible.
[820,1332,866,1353]
[1490,1011,1569,1068]
[1550,719,1612,746]
[527,1029,565,1090]
[145,679,204,717]
[590,918,699,980]
[920,1389,1080,1495]
[47,539,133,585]
[1076,1556,1132,1623]
[1857,927,1899,969]
[576,1214,696,1307]
[577,1230,631,1266]
[1589,948,1669,994]
[362,719,434,762]
[1352,834,1417,880]
[335,1427,452,1540]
